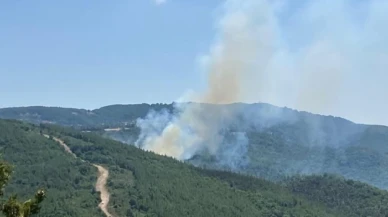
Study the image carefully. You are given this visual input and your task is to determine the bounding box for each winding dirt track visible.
[43,134,114,217]
[93,164,112,217]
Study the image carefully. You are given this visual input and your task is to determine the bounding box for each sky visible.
[1,0,388,126]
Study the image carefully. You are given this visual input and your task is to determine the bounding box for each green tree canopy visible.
[0,159,45,217]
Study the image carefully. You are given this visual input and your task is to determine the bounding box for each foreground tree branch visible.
[0,159,45,217]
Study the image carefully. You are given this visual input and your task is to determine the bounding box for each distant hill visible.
[6,119,388,216]
[0,104,173,128]
[2,103,388,190]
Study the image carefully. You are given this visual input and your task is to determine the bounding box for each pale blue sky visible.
[0,0,222,108]
[1,0,388,125]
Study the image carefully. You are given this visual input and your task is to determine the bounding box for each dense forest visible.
[0,120,103,217]
[0,158,46,217]
[188,124,388,189]
[2,103,388,190]
[0,119,388,216]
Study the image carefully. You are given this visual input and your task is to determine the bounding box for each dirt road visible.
[43,134,114,217]
[93,164,112,217]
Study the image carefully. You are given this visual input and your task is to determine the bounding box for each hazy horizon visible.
[2,0,388,125]
[0,101,382,127]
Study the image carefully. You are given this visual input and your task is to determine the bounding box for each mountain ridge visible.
[2,103,388,190]
[0,102,370,126]
[3,102,387,132]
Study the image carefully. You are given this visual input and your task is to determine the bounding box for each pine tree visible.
[0,159,45,217]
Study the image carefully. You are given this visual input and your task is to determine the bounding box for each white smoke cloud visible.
[255,0,388,123]
[136,0,270,160]
[136,0,388,160]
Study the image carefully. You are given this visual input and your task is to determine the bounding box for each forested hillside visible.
[2,103,388,190]
[285,174,388,216]
[2,119,388,216]
[0,104,173,128]
[0,120,102,217]
[188,123,388,189]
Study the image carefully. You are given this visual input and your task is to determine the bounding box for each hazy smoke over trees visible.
[135,0,388,164]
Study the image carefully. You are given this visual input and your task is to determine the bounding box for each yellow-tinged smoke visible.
[136,0,388,159]
[136,0,268,159]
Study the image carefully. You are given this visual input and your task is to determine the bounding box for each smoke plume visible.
[136,0,388,162]
[136,0,271,160]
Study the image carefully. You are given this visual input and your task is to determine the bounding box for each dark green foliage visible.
[1,190,45,217]
[40,122,388,217]
[0,120,103,217]
[3,103,388,189]
[285,174,388,217]
[0,160,12,197]
[2,119,388,216]
[41,124,340,217]
[189,122,388,189]
[0,157,45,217]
